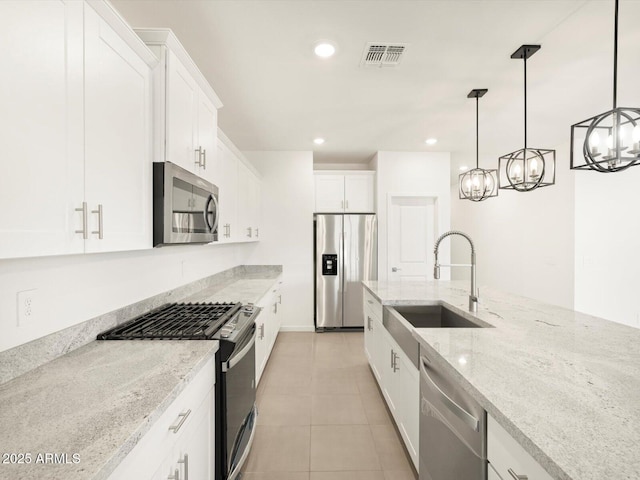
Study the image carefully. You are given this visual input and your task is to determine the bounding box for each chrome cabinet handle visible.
[393,352,399,372]
[340,200,344,209]
[201,148,206,169]
[508,468,528,480]
[178,454,189,480]
[420,356,480,432]
[367,316,372,331]
[247,227,252,238]
[75,202,88,239]
[345,200,349,209]
[91,204,103,239]
[255,228,259,237]
[367,300,373,305]
[259,323,265,339]
[195,147,204,167]
[278,294,282,304]
[168,468,179,480]
[390,349,394,369]
[391,267,401,272]
[273,302,277,314]
[169,409,191,433]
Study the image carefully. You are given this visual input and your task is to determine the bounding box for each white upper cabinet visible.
[237,161,261,241]
[135,29,222,184]
[0,0,84,259]
[83,4,153,253]
[314,171,375,213]
[0,1,156,259]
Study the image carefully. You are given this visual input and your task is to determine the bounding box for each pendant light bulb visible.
[530,158,539,177]
[511,163,522,182]
[633,125,640,143]
[465,178,472,194]
[590,131,600,148]
[607,134,613,150]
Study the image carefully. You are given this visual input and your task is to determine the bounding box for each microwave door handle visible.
[204,194,218,233]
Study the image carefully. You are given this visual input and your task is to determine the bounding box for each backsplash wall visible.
[0,242,256,353]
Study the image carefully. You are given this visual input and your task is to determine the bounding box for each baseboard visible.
[278,325,315,332]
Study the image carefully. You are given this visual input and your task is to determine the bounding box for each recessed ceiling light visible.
[425,138,438,145]
[313,138,325,145]
[459,166,469,171]
[314,42,336,58]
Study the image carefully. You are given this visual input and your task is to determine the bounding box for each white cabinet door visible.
[0,0,84,259]
[238,166,260,241]
[196,92,218,183]
[217,143,238,242]
[255,314,268,384]
[166,50,198,173]
[488,415,554,480]
[398,352,419,468]
[314,175,345,212]
[344,174,374,213]
[84,4,152,253]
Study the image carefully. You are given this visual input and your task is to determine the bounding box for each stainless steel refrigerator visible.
[314,214,377,330]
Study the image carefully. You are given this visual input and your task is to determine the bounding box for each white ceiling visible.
[112,0,640,179]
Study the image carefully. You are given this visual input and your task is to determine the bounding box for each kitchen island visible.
[363,280,640,480]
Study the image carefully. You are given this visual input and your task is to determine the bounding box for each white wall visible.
[375,151,451,281]
[0,243,255,352]
[244,151,315,331]
[451,142,575,310]
[575,167,640,329]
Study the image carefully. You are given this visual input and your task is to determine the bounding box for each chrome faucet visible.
[434,231,478,313]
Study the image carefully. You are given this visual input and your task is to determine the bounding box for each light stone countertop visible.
[0,341,218,480]
[363,280,640,480]
[0,267,283,480]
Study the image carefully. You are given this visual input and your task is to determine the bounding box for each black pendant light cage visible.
[499,45,556,192]
[570,0,640,172]
[459,89,498,201]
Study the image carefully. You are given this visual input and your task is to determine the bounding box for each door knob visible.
[391,267,401,272]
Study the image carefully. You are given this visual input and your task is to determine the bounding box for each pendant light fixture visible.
[570,0,640,172]
[459,89,498,202]
[499,45,555,191]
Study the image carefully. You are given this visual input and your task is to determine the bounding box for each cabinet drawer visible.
[488,415,554,480]
[364,290,382,319]
[108,356,216,479]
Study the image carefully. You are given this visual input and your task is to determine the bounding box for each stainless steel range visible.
[97,301,259,480]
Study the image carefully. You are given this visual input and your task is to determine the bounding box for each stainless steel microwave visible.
[153,162,219,246]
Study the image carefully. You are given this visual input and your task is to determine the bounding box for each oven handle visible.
[224,326,257,372]
[227,406,258,480]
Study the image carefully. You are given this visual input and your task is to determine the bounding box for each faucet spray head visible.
[434,264,440,279]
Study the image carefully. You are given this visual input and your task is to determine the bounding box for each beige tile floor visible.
[242,331,418,480]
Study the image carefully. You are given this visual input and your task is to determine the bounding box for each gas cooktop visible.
[97,302,241,340]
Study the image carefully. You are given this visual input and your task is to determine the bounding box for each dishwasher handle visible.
[420,356,480,432]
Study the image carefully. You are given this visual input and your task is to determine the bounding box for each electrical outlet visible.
[17,289,37,326]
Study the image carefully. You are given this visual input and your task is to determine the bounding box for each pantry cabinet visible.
[108,356,216,480]
[314,171,375,213]
[0,0,156,259]
[134,29,222,185]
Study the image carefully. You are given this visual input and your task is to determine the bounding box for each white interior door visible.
[388,195,436,281]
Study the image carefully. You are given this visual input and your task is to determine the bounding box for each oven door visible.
[223,324,257,480]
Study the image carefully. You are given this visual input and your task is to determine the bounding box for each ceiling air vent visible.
[361,43,407,67]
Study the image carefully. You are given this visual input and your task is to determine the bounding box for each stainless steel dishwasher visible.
[419,353,487,480]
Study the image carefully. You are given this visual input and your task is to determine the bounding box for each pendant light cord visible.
[613,0,618,108]
[476,96,479,169]
[524,54,528,149]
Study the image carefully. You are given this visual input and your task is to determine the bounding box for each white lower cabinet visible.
[255,278,283,384]
[363,292,419,470]
[487,414,554,480]
[108,356,215,480]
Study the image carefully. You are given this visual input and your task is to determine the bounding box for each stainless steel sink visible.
[391,305,488,328]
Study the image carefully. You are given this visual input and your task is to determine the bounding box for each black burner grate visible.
[97,302,241,340]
